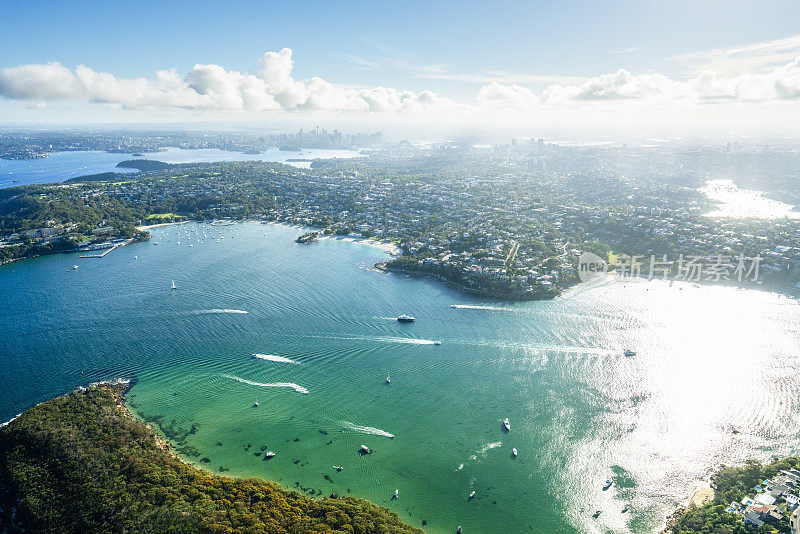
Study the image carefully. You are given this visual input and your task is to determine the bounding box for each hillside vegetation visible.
[0,384,423,534]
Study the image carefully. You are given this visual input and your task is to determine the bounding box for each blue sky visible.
[2,0,800,132]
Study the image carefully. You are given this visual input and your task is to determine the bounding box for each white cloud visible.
[0,48,464,115]
[1,45,800,119]
[673,34,800,77]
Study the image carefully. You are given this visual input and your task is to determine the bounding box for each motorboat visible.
[592,510,601,518]
[73,265,78,270]
[360,445,371,455]
[502,418,511,431]
[253,402,259,407]
[171,280,176,290]
[396,314,415,322]
[468,491,476,500]
[385,375,391,384]
[603,479,613,490]
[511,448,518,458]
[433,341,442,346]
[264,451,276,458]
[333,465,343,471]
[623,349,636,357]
[621,505,629,513]
[392,489,399,499]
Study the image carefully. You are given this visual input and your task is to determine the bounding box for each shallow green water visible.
[2,222,799,533]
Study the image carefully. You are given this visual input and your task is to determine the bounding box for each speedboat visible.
[592,510,601,518]
[468,491,476,500]
[253,402,259,407]
[602,479,613,490]
[392,489,399,499]
[502,418,511,431]
[73,265,78,270]
[396,314,415,322]
[360,445,371,455]
[433,341,442,346]
[333,465,343,471]
[623,349,636,357]
[264,451,276,458]
[511,448,518,458]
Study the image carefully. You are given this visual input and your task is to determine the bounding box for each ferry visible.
[623,349,636,357]
[602,479,613,490]
[502,418,511,431]
[396,314,415,322]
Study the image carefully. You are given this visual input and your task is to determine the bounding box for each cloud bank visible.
[1,45,800,117]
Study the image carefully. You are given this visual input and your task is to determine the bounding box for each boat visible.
[621,505,629,513]
[360,445,371,455]
[385,375,391,384]
[433,341,442,345]
[623,349,636,357]
[392,489,399,499]
[396,314,415,322]
[171,280,176,290]
[602,479,613,490]
[153,242,158,245]
[592,510,601,518]
[253,402,259,407]
[502,418,511,431]
[468,491,476,500]
[264,451,276,458]
[457,527,462,534]
[73,265,78,270]
[333,465,343,471]
[511,448,518,458]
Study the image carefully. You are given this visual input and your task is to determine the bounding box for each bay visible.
[1,221,799,533]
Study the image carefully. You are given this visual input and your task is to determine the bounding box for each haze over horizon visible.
[2,0,800,138]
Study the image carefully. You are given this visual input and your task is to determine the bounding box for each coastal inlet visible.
[1,222,799,533]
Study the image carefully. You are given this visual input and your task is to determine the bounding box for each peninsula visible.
[0,383,422,533]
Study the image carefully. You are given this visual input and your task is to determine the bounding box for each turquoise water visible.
[2,222,800,533]
[0,147,363,188]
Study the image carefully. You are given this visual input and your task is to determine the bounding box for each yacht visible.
[396,314,415,322]
[264,451,276,458]
[468,491,476,500]
[502,418,511,431]
[623,349,636,357]
[603,479,613,490]
[171,280,176,290]
[511,448,518,458]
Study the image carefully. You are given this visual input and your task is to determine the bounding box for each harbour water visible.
[1,222,799,533]
[0,147,364,188]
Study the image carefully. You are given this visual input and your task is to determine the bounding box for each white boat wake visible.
[198,309,249,314]
[224,374,309,394]
[252,353,299,364]
[375,336,439,345]
[341,421,395,438]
